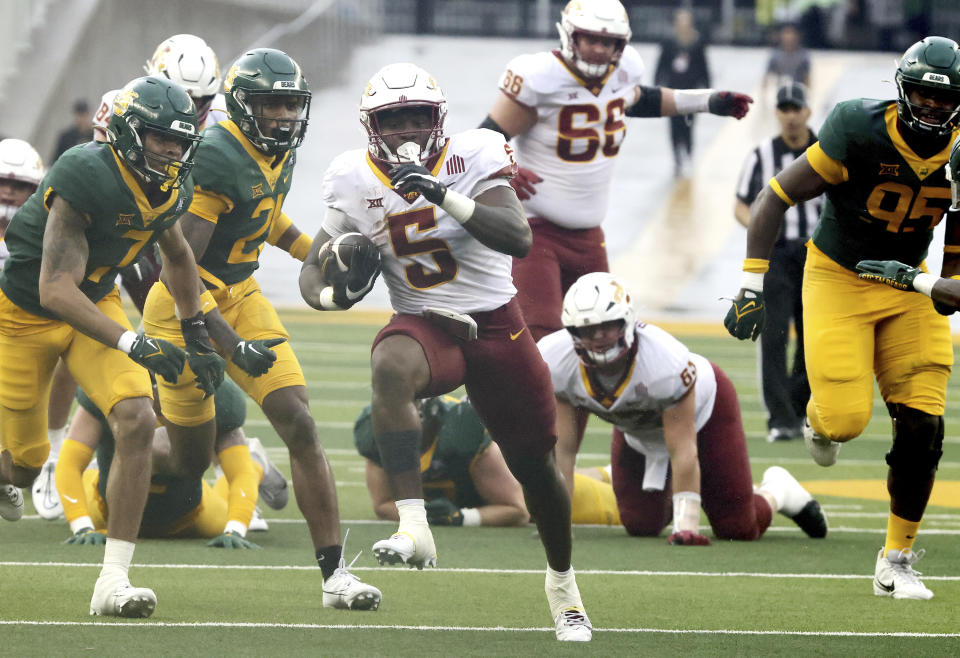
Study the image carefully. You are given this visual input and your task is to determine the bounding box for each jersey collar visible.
[223,120,290,190]
[365,140,451,203]
[108,145,181,219]
[553,50,615,97]
[579,358,636,409]
[885,103,957,180]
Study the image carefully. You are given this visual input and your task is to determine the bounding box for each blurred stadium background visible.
[1,0,960,327]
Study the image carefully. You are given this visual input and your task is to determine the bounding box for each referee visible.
[734,82,823,442]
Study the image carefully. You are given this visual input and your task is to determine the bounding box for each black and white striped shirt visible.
[736,131,823,246]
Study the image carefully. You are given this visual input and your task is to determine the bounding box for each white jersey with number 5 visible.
[538,322,716,490]
[499,46,645,230]
[321,128,518,316]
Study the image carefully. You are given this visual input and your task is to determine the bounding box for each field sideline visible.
[3,311,960,656]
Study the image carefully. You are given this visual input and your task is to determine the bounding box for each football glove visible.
[181,312,226,397]
[317,235,381,309]
[707,91,753,119]
[206,531,261,549]
[388,163,447,204]
[425,497,465,527]
[509,166,542,201]
[855,259,920,291]
[667,530,712,546]
[232,338,286,378]
[723,288,765,341]
[63,527,106,546]
[127,334,186,384]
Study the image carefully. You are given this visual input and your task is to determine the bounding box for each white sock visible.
[396,499,427,526]
[47,427,66,461]
[99,538,135,583]
[545,566,582,617]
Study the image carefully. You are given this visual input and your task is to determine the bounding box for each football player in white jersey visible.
[92,34,226,142]
[540,273,828,544]
[300,63,593,642]
[0,138,44,271]
[479,0,752,341]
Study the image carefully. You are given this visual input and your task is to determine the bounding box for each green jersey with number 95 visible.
[187,121,296,289]
[806,99,960,270]
[0,142,192,318]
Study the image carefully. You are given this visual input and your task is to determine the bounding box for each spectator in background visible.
[655,8,711,178]
[51,99,91,162]
[763,24,811,97]
[734,82,823,443]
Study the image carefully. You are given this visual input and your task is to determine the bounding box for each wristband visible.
[739,271,766,292]
[224,520,248,537]
[913,272,936,297]
[672,491,701,533]
[672,88,712,114]
[439,189,476,224]
[742,257,769,274]
[460,507,481,527]
[317,286,345,311]
[70,516,95,534]
[116,330,137,354]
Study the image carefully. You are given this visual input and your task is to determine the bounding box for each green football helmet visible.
[107,76,201,191]
[947,134,960,210]
[223,48,311,155]
[895,36,960,137]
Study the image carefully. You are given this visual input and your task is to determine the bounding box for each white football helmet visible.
[145,34,221,122]
[0,138,44,223]
[561,272,637,366]
[359,63,448,164]
[557,0,632,79]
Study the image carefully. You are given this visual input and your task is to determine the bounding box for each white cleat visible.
[89,579,157,617]
[554,607,593,641]
[760,466,828,538]
[32,460,64,520]
[803,418,840,467]
[0,484,24,521]
[874,547,934,600]
[372,524,437,569]
[247,437,289,510]
[322,534,382,611]
[248,506,269,532]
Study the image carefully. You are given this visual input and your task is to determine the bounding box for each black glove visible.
[855,259,920,291]
[181,312,226,397]
[425,497,464,526]
[232,338,286,377]
[317,235,382,309]
[206,531,261,549]
[128,334,186,384]
[723,288,765,341]
[63,527,107,545]
[388,163,447,204]
[707,91,753,119]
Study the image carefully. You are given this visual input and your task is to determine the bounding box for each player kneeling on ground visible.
[540,272,828,544]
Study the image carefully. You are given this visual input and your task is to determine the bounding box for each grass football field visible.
[3,310,960,656]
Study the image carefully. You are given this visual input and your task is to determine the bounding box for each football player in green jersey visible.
[725,36,960,600]
[0,75,226,617]
[141,48,381,611]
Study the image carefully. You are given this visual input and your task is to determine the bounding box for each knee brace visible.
[884,403,944,477]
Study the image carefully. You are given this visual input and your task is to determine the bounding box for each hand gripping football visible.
[318,232,381,308]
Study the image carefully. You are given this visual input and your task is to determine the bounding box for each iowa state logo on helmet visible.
[113,89,139,117]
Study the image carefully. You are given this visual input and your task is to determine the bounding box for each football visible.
[318,232,379,282]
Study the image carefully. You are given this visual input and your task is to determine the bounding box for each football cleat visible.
[874,547,934,600]
[760,466,828,538]
[803,418,840,467]
[372,524,437,569]
[32,459,64,520]
[0,484,24,521]
[322,532,382,611]
[248,506,269,532]
[247,437,289,510]
[554,606,593,642]
[89,579,157,617]
[766,425,800,443]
